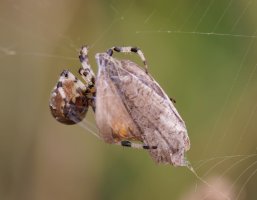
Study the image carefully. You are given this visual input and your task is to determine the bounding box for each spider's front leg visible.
[78,45,96,111]
[107,46,149,74]
[78,45,95,86]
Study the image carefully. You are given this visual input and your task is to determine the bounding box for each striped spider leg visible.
[49,46,156,150]
[107,46,148,73]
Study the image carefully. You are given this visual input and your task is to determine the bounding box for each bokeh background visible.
[1,0,257,200]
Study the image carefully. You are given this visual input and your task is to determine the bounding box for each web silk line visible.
[194,0,215,31]
[212,0,234,32]
[135,30,257,38]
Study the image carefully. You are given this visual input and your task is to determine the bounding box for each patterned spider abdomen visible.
[49,70,89,125]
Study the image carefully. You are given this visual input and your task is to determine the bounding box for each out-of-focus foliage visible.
[0,0,257,200]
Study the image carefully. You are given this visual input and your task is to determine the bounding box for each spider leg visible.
[78,45,95,86]
[107,46,149,74]
[78,45,96,111]
[116,140,157,150]
[169,97,176,104]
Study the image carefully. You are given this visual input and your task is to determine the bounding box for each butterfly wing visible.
[96,53,190,166]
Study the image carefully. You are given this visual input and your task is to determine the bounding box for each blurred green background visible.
[1,0,257,199]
